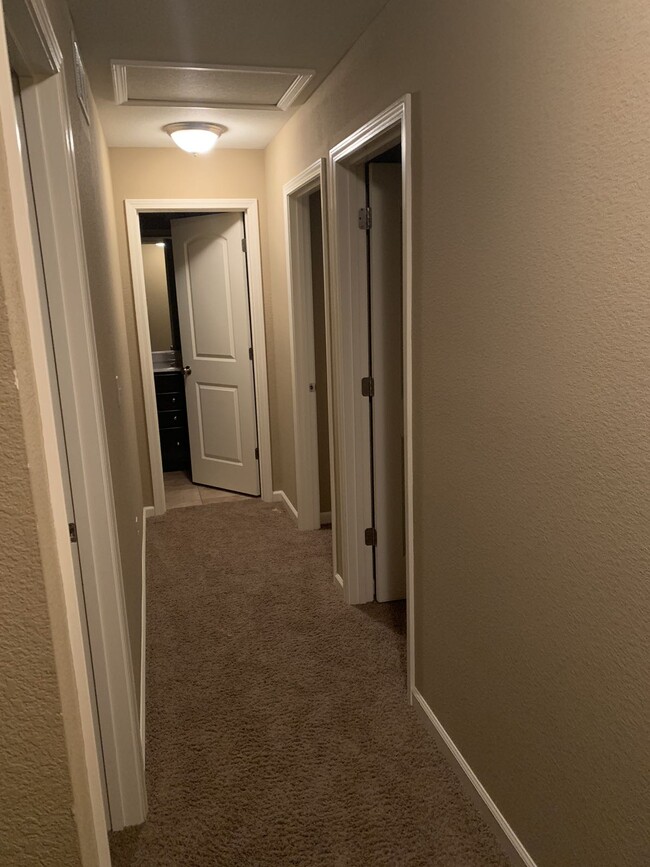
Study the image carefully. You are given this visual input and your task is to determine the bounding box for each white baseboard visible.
[320,511,332,525]
[273,490,298,524]
[412,688,537,867]
[140,506,153,759]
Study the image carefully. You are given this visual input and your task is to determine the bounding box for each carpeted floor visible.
[110,500,510,866]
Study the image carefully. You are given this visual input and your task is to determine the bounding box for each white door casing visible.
[368,162,406,602]
[172,213,260,495]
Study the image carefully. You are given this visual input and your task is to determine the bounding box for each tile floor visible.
[164,471,252,510]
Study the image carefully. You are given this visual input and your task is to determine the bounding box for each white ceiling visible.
[67,0,391,149]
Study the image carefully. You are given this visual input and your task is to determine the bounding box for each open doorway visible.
[125,199,273,515]
[309,190,332,527]
[138,210,257,509]
[284,160,337,566]
[329,97,414,693]
[365,144,405,603]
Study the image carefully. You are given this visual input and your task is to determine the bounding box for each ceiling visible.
[67,0,391,149]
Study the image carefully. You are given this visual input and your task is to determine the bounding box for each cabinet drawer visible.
[156,391,184,412]
[154,371,184,394]
[159,427,189,473]
[158,408,186,430]
[159,427,188,451]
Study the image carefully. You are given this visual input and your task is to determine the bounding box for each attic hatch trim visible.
[111,59,314,112]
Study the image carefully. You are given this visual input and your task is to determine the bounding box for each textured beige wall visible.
[0,69,85,867]
[109,147,272,505]
[264,1,650,864]
[142,243,172,351]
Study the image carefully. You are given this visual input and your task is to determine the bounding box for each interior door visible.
[171,213,260,495]
[368,162,406,602]
[13,72,111,819]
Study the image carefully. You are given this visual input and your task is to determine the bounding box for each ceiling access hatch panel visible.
[111,60,314,111]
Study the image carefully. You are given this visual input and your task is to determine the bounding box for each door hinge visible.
[364,527,377,547]
[241,237,247,253]
[69,522,78,543]
[249,346,254,361]
[358,206,372,230]
[361,376,374,397]
[255,446,259,460]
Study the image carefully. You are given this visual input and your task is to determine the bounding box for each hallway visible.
[110,500,508,866]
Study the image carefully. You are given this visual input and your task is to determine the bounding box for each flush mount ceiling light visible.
[163,122,227,155]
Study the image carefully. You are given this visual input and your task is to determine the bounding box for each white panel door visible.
[368,163,405,601]
[172,213,260,495]
[13,71,112,819]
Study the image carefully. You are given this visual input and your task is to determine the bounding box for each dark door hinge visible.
[358,206,372,230]
[361,376,374,397]
[241,237,247,253]
[249,346,253,361]
[364,527,377,547]
[69,522,78,543]
[255,446,259,460]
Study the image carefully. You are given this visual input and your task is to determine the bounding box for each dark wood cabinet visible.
[154,371,190,472]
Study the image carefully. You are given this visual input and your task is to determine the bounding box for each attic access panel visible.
[111,60,314,111]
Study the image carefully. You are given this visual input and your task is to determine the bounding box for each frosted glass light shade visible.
[163,122,226,155]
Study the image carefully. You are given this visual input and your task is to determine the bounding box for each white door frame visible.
[283,160,337,552]
[328,96,415,695]
[125,198,273,514]
[1,0,145,845]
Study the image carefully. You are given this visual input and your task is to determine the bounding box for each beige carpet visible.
[110,500,510,866]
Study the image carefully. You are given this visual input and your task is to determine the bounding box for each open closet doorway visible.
[284,160,337,561]
[126,199,273,515]
[365,145,405,603]
[329,97,414,693]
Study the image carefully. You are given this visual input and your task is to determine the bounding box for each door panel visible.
[172,213,260,495]
[187,236,235,358]
[368,163,406,602]
[13,72,111,820]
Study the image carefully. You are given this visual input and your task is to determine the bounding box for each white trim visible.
[124,198,273,514]
[412,688,538,867]
[140,505,153,756]
[273,489,298,523]
[4,0,62,75]
[334,573,344,589]
[111,59,313,111]
[17,71,146,830]
[328,96,415,696]
[320,511,332,525]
